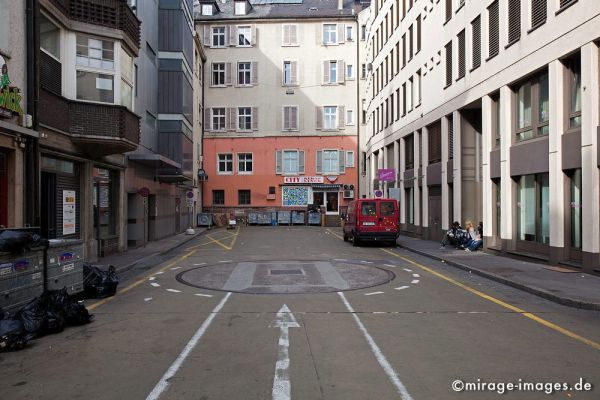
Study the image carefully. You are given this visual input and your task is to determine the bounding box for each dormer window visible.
[234,1,246,15]
[202,4,213,15]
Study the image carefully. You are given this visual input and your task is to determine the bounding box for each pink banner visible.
[378,168,396,182]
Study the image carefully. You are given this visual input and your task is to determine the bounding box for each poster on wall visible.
[282,186,309,207]
[63,190,76,235]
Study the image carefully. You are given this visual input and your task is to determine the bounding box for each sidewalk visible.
[97,228,207,274]
[396,235,600,311]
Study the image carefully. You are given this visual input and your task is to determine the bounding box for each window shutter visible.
[204,26,211,45]
[252,107,258,130]
[291,61,298,85]
[229,26,237,46]
[427,121,442,163]
[251,62,258,85]
[204,108,211,130]
[457,30,465,79]
[291,106,298,130]
[338,150,346,173]
[316,150,323,174]
[445,41,452,87]
[508,0,521,44]
[337,60,345,83]
[315,106,323,130]
[251,25,257,45]
[323,61,329,84]
[317,25,323,45]
[227,108,236,130]
[448,114,454,160]
[276,150,282,174]
[338,24,345,44]
[225,62,232,85]
[282,24,290,46]
[471,16,481,70]
[531,0,547,28]
[488,1,500,58]
[283,107,290,130]
[290,24,298,45]
[338,105,345,129]
[299,151,305,174]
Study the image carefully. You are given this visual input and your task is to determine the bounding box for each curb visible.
[114,230,207,275]
[396,243,600,312]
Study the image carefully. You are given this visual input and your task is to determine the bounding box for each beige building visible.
[364,0,600,273]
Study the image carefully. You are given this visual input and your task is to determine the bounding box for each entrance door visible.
[41,172,57,239]
[326,192,339,214]
[428,185,442,238]
[313,192,324,209]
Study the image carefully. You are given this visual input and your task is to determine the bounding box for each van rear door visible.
[358,201,378,233]
[378,200,398,233]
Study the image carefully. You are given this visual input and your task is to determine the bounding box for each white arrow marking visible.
[412,274,420,278]
[270,304,300,400]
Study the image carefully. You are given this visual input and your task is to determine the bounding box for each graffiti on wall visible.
[282,186,309,207]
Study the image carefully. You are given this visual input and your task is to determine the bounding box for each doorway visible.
[41,171,57,239]
[326,192,339,214]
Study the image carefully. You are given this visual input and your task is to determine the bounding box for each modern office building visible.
[364,0,599,273]
[195,0,368,224]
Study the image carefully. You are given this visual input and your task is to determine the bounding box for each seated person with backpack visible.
[441,221,463,249]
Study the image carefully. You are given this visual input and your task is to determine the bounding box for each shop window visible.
[212,190,225,205]
[515,71,549,141]
[565,55,581,129]
[93,167,116,239]
[517,173,549,244]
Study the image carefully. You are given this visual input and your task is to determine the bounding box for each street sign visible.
[186,191,194,208]
[374,190,383,198]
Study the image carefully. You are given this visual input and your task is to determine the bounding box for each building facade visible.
[38,0,141,260]
[364,0,599,273]
[125,0,204,247]
[195,0,367,224]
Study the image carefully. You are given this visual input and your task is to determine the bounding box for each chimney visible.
[338,0,343,10]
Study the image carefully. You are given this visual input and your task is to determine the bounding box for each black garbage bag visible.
[83,264,119,299]
[0,319,28,352]
[45,307,65,334]
[15,297,48,338]
[0,230,43,254]
[48,288,93,325]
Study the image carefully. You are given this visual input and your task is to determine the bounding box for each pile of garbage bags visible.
[0,288,93,352]
[83,264,119,298]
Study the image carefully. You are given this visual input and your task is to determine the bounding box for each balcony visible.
[40,88,140,156]
[48,0,140,48]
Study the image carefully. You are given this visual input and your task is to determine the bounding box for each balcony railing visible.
[40,88,140,156]
[48,0,140,47]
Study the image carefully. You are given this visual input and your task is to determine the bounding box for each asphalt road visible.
[1,227,599,400]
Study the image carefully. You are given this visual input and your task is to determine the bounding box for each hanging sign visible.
[0,56,23,118]
[377,168,396,182]
[62,190,76,235]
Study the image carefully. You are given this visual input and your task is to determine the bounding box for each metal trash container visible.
[292,210,305,225]
[0,248,45,314]
[277,211,291,225]
[307,204,321,226]
[247,212,258,225]
[46,239,84,295]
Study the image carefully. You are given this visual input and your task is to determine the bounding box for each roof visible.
[194,0,370,21]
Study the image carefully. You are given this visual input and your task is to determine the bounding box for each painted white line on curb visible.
[194,294,213,298]
[166,289,181,293]
[394,286,410,290]
[146,292,232,400]
[338,292,414,400]
[150,283,160,287]
[411,280,420,284]
[402,268,412,272]
[365,291,385,296]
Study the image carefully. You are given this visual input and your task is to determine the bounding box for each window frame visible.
[237,61,251,86]
[237,25,252,47]
[321,149,340,175]
[346,109,355,126]
[565,55,582,131]
[282,150,300,175]
[514,71,549,142]
[211,62,226,86]
[211,26,226,48]
[323,24,338,45]
[212,107,226,131]
[217,153,234,175]
[323,106,338,130]
[212,189,225,205]
[237,153,253,174]
[238,189,251,205]
[237,107,252,131]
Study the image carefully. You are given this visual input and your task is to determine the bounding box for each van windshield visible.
[380,201,395,216]
[361,202,377,216]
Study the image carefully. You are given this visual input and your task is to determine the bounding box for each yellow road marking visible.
[204,227,240,250]
[381,248,600,351]
[326,228,344,240]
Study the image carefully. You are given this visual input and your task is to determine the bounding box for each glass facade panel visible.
[93,168,116,239]
[517,82,532,140]
[518,175,536,242]
[76,71,114,103]
[570,169,582,249]
[539,173,550,244]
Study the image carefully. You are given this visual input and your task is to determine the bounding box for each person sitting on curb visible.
[465,221,483,252]
[440,221,463,249]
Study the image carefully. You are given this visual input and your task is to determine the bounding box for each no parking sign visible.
[186,191,194,208]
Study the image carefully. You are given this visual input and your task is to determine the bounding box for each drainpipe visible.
[25,0,40,228]
[355,13,361,198]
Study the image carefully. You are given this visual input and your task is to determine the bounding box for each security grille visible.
[448,114,454,160]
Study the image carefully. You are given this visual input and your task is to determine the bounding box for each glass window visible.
[381,201,396,216]
[567,56,582,129]
[322,150,339,174]
[283,150,299,174]
[76,36,114,70]
[121,48,133,110]
[346,109,354,125]
[516,81,532,138]
[361,202,376,216]
[202,4,213,15]
[234,1,246,15]
[405,188,414,223]
[324,106,337,129]
[516,72,549,141]
[218,154,233,173]
[495,179,501,237]
[93,167,116,238]
[238,62,251,85]
[238,189,251,205]
[517,173,549,244]
[538,72,549,135]
[346,64,354,79]
[212,27,225,47]
[329,61,337,83]
[40,14,60,59]
[238,26,251,46]
[570,169,582,249]
[346,26,354,41]
[238,153,253,173]
[212,108,225,130]
[212,190,224,205]
[361,25,366,40]
[212,63,225,85]
[238,107,252,130]
[76,71,114,103]
[323,24,337,44]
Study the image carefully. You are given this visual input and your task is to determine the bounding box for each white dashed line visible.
[155,271,164,275]
[166,289,181,293]
[171,267,182,270]
[394,286,410,290]
[150,282,161,287]
[373,312,386,314]
[219,260,233,263]
[365,291,385,296]
[402,268,413,272]
[144,297,153,302]
[361,261,374,264]
[384,264,396,268]
[411,280,420,284]
[193,263,206,266]
[412,273,420,278]
[194,294,213,298]
[149,277,156,281]
[333,259,348,262]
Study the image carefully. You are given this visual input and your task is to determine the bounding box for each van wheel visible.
[352,233,360,247]
[343,232,349,242]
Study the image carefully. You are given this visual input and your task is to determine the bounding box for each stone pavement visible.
[396,234,600,311]
[97,228,206,274]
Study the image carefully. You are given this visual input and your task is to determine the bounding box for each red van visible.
[342,198,399,246]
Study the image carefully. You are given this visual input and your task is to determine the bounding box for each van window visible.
[380,201,395,216]
[361,202,377,216]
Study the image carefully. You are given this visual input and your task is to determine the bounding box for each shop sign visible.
[0,56,23,118]
[283,176,324,184]
[62,190,76,235]
[377,168,396,182]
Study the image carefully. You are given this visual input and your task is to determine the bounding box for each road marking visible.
[144,297,153,302]
[361,261,374,264]
[150,283,160,287]
[194,293,213,298]
[402,268,412,272]
[204,227,240,251]
[88,248,198,311]
[149,277,156,281]
[146,292,232,400]
[219,260,233,263]
[333,258,348,262]
[395,286,410,290]
[384,264,396,268]
[166,289,181,293]
[365,291,385,296]
[155,271,164,275]
[373,312,386,314]
[171,267,182,270]
[412,274,420,278]
[380,248,600,351]
[326,229,344,240]
[270,304,301,400]
[338,292,414,400]
[193,263,206,266]
[411,280,420,284]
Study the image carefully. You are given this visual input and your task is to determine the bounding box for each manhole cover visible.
[177,260,394,294]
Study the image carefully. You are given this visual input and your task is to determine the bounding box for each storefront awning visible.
[128,153,181,169]
[157,174,193,183]
[312,184,341,190]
